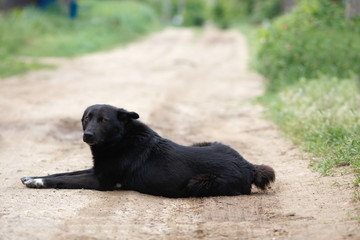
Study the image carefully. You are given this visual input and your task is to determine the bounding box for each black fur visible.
[21,104,275,198]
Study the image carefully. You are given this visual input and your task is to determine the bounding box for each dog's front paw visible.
[21,177,45,188]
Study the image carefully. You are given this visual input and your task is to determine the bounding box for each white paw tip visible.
[21,177,44,188]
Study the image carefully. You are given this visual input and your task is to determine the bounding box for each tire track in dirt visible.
[0,27,359,240]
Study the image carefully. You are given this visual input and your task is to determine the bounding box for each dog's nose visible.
[83,131,95,143]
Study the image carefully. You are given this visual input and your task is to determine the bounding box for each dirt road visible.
[0,27,359,239]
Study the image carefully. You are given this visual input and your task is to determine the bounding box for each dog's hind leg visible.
[185,174,245,197]
[185,174,252,197]
[21,168,103,190]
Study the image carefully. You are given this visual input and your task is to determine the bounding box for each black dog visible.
[21,104,275,198]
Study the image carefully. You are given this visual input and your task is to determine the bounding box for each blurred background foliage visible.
[0,0,286,78]
[257,0,360,92]
[141,0,283,28]
[0,0,161,77]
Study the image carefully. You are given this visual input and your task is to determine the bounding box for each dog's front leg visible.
[22,168,94,180]
[21,169,103,190]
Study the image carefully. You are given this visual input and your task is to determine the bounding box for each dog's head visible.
[81,104,139,145]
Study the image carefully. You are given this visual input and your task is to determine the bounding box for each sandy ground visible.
[0,27,359,240]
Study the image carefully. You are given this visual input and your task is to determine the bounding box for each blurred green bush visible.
[211,0,282,29]
[182,0,207,26]
[212,0,249,28]
[250,0,282,23]
[257,0,360,92]
[142,0,208,26]
[141,0,283,29]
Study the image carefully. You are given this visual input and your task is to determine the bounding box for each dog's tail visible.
[253,164,275,190]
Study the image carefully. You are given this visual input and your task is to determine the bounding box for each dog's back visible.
[115,134,275,197]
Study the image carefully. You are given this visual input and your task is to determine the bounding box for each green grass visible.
[259,76,360,185]
[0,0,161,78]
[0,58,55,78]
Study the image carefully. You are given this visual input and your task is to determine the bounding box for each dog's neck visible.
[90,120,159,170]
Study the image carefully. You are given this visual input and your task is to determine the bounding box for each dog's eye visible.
[84,117,89,122]
[98,117,107,123]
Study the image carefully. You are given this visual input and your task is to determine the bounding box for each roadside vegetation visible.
[0,0,160,78]
[255,0,360,188]
[262,76,360,181]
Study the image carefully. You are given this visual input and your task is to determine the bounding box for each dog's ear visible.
[127,111,139,119]
[117,108,139,121]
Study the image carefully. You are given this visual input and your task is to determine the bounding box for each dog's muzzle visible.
[83,131,96,145]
